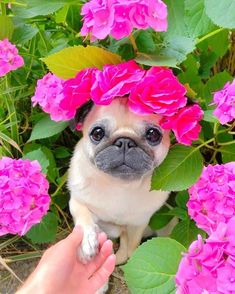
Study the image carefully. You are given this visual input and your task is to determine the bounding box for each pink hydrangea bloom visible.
[80,0,168,41]
[176,219,235,293]
[0,39,24,77]
[187,162,235,234]
[61,68,97,118]
[160,104,204,145]
[32,73,72,121]
[213,80,235,125]
[0,157,50,236]
[128,66,187,116]
[91,60,145,105]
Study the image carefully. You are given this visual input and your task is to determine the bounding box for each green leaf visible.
[123,238,186,294]
[136,30,156,54]
[220,145,235,163]
[151,145,203,191]
[203,110,219,123]
[26,212,58,244]
[184,0,216,38]
[149,206,174,230]
[29,115,69,141]
[55,146,71,159]
[171,220,206,248]
[42,45,122,79]
[135,53,178,68]
[12,0,74,19]
[161,35,196,64]
[163,0,188,37]
[0,16,14,40]
[175,191,189,210]
[197,29,229,58]
[23,149,49,174]
[205,0,235,29]
[12,24,39,45]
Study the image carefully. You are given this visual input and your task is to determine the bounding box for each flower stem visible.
[129,34,138,53]
[196,28,225,45]
[218,140,235,146]
[1,2,6,15]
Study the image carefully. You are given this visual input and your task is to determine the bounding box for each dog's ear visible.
[69,100,94,131]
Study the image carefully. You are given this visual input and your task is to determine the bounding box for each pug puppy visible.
[68,97,170,269]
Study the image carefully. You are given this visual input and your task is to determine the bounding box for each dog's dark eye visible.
[145,128,162,145]
[90,127,105,142]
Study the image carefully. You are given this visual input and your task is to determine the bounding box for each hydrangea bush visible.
[0,0,235,292]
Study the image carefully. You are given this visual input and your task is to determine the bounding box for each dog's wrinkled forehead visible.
[82,98,162,135]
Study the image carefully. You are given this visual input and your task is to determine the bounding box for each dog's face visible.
[81,98,170,180]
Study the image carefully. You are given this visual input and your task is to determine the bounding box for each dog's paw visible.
[78,225,99,264]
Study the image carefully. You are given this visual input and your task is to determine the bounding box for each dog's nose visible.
[113,137,137,149]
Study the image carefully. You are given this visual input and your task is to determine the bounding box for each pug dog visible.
[68,97,170,288]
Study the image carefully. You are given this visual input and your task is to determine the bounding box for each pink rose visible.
[91,60,145,105]
[128,66,187,117]
[160,104,203,145]
[61,68,97,119]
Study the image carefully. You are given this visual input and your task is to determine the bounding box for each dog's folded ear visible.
[69,100,94,132]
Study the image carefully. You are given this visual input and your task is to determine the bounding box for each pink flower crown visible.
[32,60,203,146]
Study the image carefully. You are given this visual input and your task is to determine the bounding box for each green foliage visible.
[29,115,69,141]
[0,0,235,291]
[152,145,203,191]
[26,212,58,244]
[123,238,186,294]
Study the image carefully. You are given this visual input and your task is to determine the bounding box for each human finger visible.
[89,254,116,292]
[86,239,113,277]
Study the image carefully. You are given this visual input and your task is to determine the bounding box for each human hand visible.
[17,226,115,294]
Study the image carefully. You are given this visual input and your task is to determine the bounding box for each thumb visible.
[64,225,83,248]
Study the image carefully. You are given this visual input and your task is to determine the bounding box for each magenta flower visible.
[128,66,187,116]
[160,104,204,145]
[176,218,235,293]
[187,162,235,234]
[32,73,72,121]
[80,0,168,41]
[61,68,97,118]
[213,80,235,125]
[91,60,145,105]
[0,157,50,236]
[0,39,24,77]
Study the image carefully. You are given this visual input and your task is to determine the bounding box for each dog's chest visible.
[71,176,169,226]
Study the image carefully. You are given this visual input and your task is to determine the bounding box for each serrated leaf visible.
[29,115,69,141]
[152,145,203,191]
[136,30,156,54]
[123,238,186,294]
[12,24,39,45]
[220,145,235,163]
[26,212,58,244]
[23,149,49,174]
[162,35,196,64]
[42,45,122,79]
[171,220,206,248]
[163,0,188,37]
[205,0,235,29]
[184,0,216,38]
[0,16,14,40]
